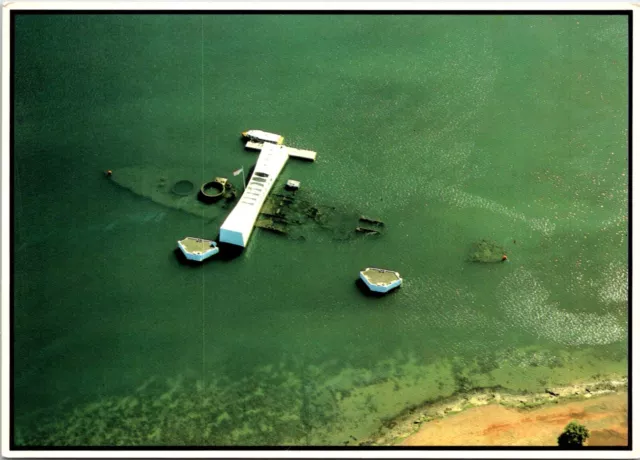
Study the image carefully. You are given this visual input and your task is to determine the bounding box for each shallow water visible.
[12,13,628,446]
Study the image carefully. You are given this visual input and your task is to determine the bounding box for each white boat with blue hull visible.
[177,237,219,262]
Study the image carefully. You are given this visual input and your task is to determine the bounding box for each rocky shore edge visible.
[362,376,628,446]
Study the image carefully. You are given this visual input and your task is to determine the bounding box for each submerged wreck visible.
[107,164,386,245]
[467,239,508,263]
[106,128,387,259]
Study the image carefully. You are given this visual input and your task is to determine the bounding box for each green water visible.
[12,14,628,446]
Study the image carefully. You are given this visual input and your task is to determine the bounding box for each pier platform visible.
[285,146,317,161]
[219,143,290,247]
[245,141,317,162]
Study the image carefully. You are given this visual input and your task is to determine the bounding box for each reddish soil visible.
[400,392,627,446]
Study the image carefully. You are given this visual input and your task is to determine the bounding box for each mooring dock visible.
[177,237,219,262]
[359,268,403,293]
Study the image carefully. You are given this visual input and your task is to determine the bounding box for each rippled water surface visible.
[12,14,628,446]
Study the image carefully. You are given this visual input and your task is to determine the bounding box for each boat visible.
[241,129,285,145]
[359,267,402,293]
[177,237,219,262]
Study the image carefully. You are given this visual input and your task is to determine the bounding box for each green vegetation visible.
[516,399,552,411]
[557,421,590,447]
[15,369,338,446]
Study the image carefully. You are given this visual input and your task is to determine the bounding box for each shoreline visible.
[363,375,627,446]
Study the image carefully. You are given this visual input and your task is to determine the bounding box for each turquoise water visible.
[12,14,628,446]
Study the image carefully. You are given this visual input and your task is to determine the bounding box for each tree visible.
[558,421,590,447]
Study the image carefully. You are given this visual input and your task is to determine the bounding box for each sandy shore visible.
[366,376,627,446]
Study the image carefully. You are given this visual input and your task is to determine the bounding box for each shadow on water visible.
[172,248,207,268]
[354,278,400,299]
[215,242,247,261]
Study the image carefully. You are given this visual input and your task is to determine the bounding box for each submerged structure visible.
[286,179,301,190]
[359,268,403,294]
[107,165,382,243]
[109,129,392,253]
[199,177,229,203]
[467,239,507,263]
